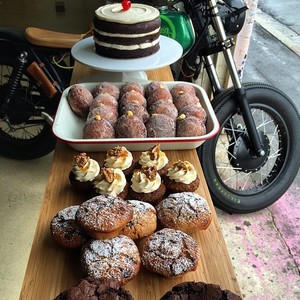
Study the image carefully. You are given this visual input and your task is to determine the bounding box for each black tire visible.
[0,43,57,159]
[198,82,300,213]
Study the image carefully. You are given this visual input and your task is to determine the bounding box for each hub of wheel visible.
[228,130,270,172]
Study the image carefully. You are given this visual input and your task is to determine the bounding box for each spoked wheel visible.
[0,48,57,159]
[198,83,300,213]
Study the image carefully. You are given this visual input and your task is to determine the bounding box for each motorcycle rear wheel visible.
[198,83,300,213]
[0,48,57,159]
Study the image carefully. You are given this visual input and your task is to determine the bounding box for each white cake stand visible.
[71,36,183,82]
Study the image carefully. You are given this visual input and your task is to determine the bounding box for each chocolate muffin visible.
[115,111,147,138]
[81,236,141,285]
[54,277,134,300]
[75,195,133,239]
[67,85,93,118]
[141,228,200,278]
[176,115,207,137]
[156,192,212,233]
[146,114,176,138]
[160,281,242,300]
[50,205,88,249]
[91,82,120,99]
[82,115,115,139]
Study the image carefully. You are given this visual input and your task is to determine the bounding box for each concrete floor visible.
[1,1,300,299]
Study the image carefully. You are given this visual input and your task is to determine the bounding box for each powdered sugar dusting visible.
[141,228,200,277]
[81,235,140,285]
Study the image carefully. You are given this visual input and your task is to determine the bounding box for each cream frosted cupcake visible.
[104,146,134,178]
[69,152,100,193]
[138,144,170,176]
[163,160,200,193]
[93,167,128,199]
[129,166,166,205]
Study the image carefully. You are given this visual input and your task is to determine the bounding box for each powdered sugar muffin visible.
[93,167,128,199]
[104,146,135,178]
[50,205,88,249]
[163,160,200,193]
[138,144,170,176]
[129,166,166,205]
[69,152,100,193]
[156,192,212,233]
[141,228,200,278]
[120,200,157,240]
[81,236,141,285]
[75,195,133,239]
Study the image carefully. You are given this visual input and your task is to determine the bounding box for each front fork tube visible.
[208,0,265,157]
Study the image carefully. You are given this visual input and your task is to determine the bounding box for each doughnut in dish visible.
[120,82,145,97]
[82,115,115,139]
[141,228,200,278]
[148,99,178,120]
[173,93,200,111]
[119,90,147,109]
[89,93,118,111]
[120,103,150,123]
[81,235,141,285]
[147,87,173,108]
[115,111,147,138]
[146,114,176,138]
[87,105,118,126]
[91,82,120,99]
[67,85,93,117]
[156,192,212,233]
[170,83,196,101]
[176,115,206,137]
[178,103,207,123]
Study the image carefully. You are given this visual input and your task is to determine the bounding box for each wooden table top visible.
[19,65,241,300]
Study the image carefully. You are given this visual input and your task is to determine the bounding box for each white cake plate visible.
[71,36,183,82]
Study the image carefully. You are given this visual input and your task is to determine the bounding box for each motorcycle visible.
[0,0,299,214]
[159,0,300,213]
[0,27,85,159]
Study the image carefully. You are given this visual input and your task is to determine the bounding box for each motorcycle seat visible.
[25,27,86,49]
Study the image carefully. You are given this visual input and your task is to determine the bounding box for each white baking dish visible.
[52,82,219,152]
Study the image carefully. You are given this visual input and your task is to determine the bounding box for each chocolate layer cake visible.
[93,3,161,58]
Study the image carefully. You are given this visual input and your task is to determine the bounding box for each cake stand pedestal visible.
[71,36,183,82]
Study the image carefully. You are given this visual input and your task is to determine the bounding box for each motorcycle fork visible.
[207,0,265,157]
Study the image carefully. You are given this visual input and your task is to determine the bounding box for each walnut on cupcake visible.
[69,152,100,193]
[93,166,128,199]
[163,160,200,193]
[129,165,166,205]
[138,144,170,176]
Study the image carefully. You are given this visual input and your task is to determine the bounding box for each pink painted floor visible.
[217,172,300,299]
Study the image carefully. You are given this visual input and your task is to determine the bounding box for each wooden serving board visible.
[19,142,241,299]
